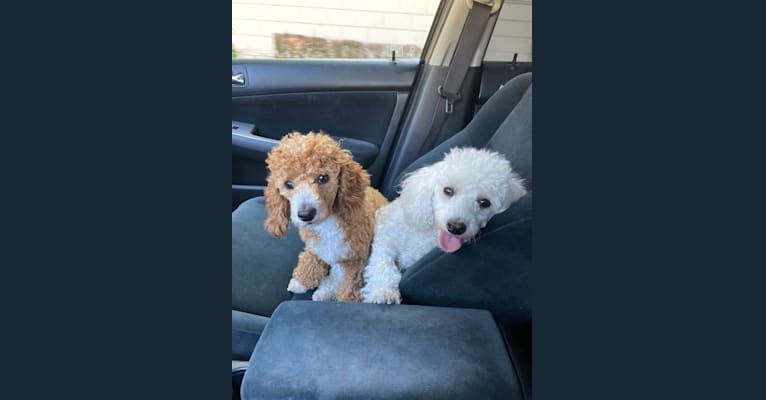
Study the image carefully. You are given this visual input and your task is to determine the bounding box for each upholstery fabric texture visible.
[387,72,532,198]
[232,196,304,317]
[232,310,270,361]
[241,301,522,400]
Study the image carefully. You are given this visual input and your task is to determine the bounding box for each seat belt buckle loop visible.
[438,85,462,115]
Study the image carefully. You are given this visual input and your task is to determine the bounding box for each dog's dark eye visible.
[316,174,329,185]
[443,187,454,197]
[478,198,491,208]
[284,181,294,189]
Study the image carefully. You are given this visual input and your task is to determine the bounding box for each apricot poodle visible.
[264,132,388,302]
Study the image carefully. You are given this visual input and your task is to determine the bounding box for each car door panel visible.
[232,91,396,145]
[232,60,418,95]
[232,60,419,210]
[232,128,380,187]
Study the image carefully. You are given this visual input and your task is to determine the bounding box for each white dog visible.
[361,147,528,304]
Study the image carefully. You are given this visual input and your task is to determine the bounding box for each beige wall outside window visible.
[232,0,441,60]
[485,0,532,62]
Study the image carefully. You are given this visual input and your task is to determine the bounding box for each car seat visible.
[232,72,532,397]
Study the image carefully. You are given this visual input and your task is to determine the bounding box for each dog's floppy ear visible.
[263,173,290,238]
[397,164,437,227]
[333,151,369,216]
[499,170,528,213]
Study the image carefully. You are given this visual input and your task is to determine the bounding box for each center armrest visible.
[241,301,523,400]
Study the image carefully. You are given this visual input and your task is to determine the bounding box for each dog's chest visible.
[304,216,349,265]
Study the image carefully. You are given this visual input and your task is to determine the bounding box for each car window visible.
[232,0,441,60]
[484,0,532,61]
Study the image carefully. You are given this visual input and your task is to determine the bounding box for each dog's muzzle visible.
[446,221,467,235]
[297,207,317,222]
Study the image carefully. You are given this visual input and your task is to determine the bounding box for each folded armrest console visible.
[241,301,523,400]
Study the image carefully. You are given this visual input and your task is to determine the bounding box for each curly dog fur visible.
[361,147,528,304]
[264,132,388,302]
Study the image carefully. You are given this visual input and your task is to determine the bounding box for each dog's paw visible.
[287,279,307,294]
[361,287,402,304]
[312,289,336,302]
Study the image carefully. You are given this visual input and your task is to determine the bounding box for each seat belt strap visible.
[417,0,493,157]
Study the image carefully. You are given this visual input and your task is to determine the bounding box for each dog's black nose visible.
[447,221,466,235]
[298,208,316,222]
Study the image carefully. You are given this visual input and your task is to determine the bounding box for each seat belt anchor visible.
[438,85,462,115]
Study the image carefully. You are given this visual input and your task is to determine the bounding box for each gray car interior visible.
[231,60,419,210]
[242,301,524,400]
[232,72,532,399]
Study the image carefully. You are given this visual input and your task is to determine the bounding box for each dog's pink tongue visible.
[438,230,463,253]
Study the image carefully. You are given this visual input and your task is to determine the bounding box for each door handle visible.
[232,73,245,85]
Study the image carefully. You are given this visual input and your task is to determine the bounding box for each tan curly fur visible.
[264,131,388,302]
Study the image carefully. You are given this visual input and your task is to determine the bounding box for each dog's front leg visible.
[335,259,365,302]
[287,250,329,293]
[312,264,344,302]
[360,247,402,304]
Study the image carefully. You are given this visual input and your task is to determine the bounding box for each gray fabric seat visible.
[394,73,533,398]
[232,73,532,395]
[242,301,523,400]
[232,197,312,362]
[387,72,532,197]
[232,310,270,361]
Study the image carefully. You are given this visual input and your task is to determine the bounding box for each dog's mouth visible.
[294,220,314,228]
[437,230,464,253]
[293,215,326,228]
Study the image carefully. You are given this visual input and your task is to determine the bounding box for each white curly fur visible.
[360,147,527,304]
